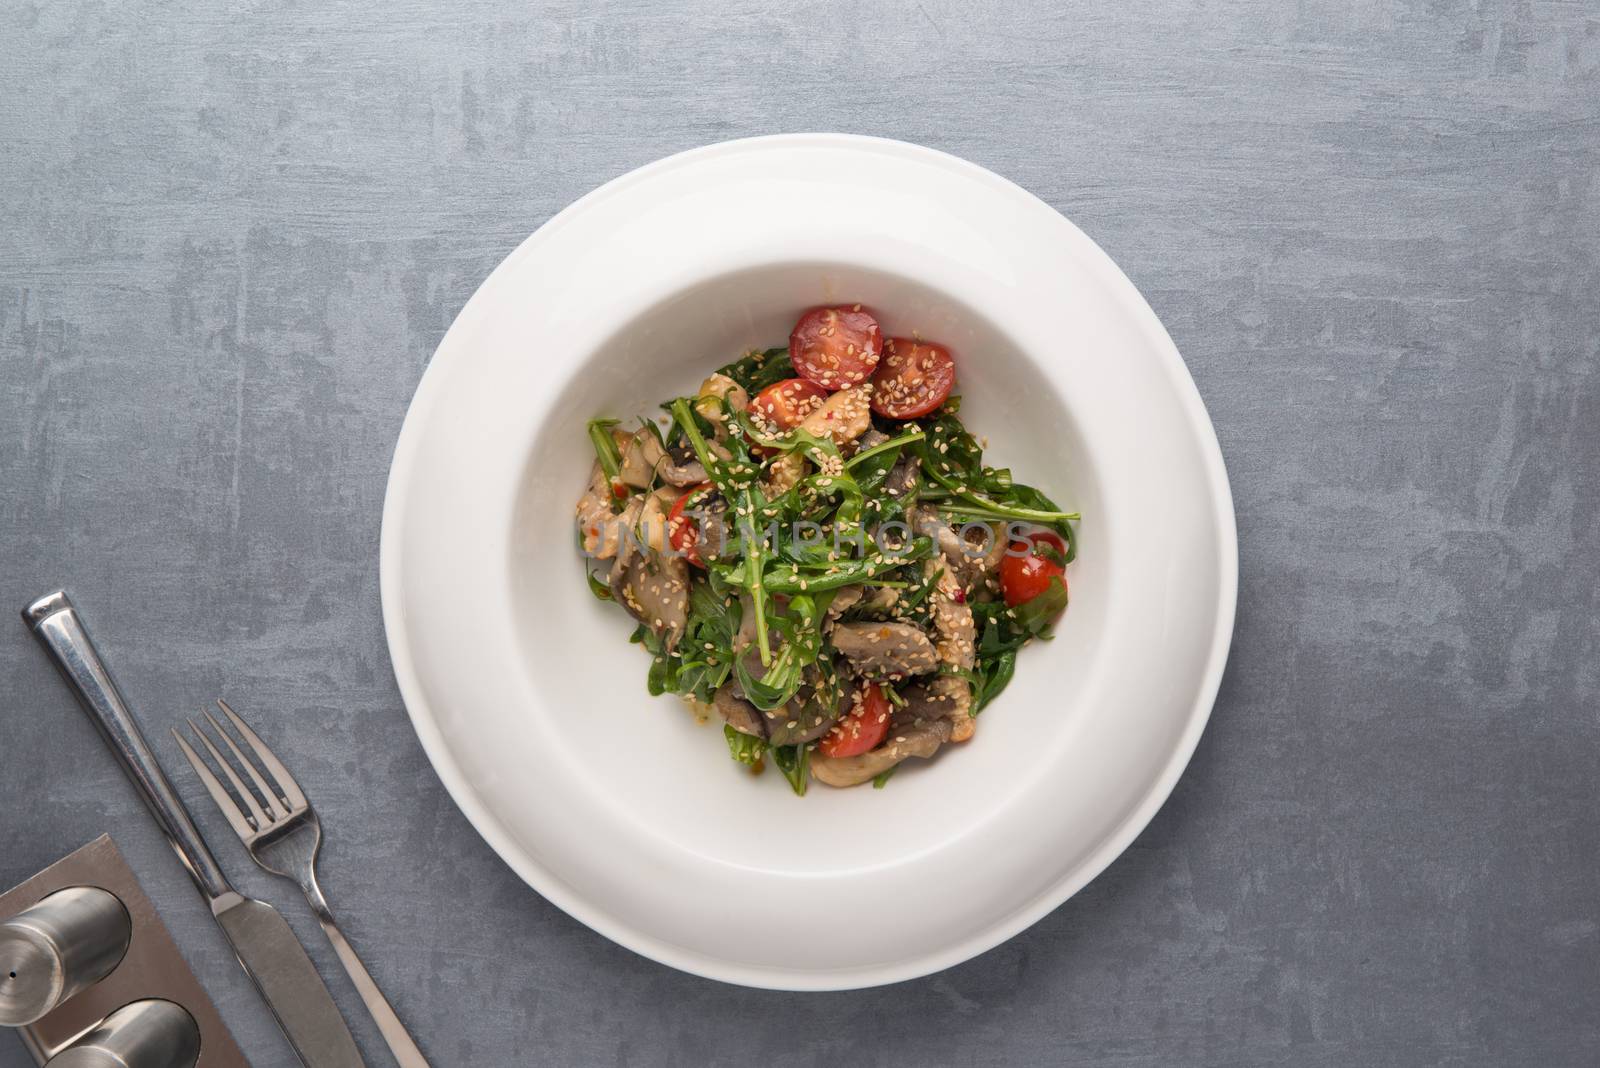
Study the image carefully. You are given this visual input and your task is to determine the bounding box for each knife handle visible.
[23,591,234,902]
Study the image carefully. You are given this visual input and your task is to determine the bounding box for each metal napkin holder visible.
[0,835,248,1066]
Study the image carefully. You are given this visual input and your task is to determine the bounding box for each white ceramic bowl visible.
[381,134,1237,990]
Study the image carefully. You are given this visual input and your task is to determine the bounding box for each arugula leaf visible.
[770,744,810,796]
[912,410,1079,538]
[586,418,628,510]
[897,564,945,612]
[731,591,834,712]
[668,576,740,702]
[1011,575,1068,638]
[587,418,624,478]
[845,428,924,472]
[629,624,678,696]
[724,725,768,766]
[734,645,797,711]
[762,538,933,594]
[975,649,1017,711]
[676,395,781,665]
[717,347,794,393]
[1034,538,1068,568]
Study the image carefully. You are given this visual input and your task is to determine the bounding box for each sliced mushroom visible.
[713,683,765,738]
[664,436,735,485]
[811,717,953,788]
[798,384,872,445]
[609,547,689,651]
[824,584,864,624]
[618,428,723,488]
[764,452,806,496]
[829,621,938,678]
[885,454,919,499]
[688,494,732,562]
[577,467,643,559]
[576,465,615,554]
[858,586,900,615]
[695,372,749,431]
[767,662,846,746]
[763,692,840,747]
[656,446,711,487]
[927,564,976,671]
[914,507,1005,597]
[856,428,890,451]
[659,456,710,487]
[892,674,972,732]
[922,556,977,741]
[720,663,843,747]
[618,430,665,489]
[638,486,682,552]
[823,584,898,624]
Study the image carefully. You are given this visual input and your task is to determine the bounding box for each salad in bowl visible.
[576,304,1079,793]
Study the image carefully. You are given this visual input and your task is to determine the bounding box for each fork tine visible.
[216,699,307,811]
[172,727,260,839]
[203,708,287,820]
[189,717,274,830]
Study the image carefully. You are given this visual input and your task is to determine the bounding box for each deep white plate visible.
[380,134,1237,990]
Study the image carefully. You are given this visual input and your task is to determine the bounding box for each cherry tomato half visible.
[818,682,892,759]
[790,306,882,391]
[750,377,828,433]
[667,483,715,567]
[999,531,1068,608]
[870,337,956,420]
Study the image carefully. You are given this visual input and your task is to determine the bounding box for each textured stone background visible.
[2,1,1597,1065]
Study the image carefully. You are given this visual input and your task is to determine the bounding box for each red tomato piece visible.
[999,531,1068,608]
[870,337,956,420]
[818,682,892,759]
[750,377,828,433]
[789,306,882,391]
[667,483,714,567]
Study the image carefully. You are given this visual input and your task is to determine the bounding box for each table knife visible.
[23,591,367,1068]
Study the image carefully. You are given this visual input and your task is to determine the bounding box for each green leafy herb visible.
[717,346,795,393]
[724,725,768,766]
[587,418,625,486]
[763,538,933,594]
[582,335,1080,794]
[975,649,1017,711]
[845,428,925,471]
[912,411,1078,538]
[771,744,810,796]
[1010,576,1068,637]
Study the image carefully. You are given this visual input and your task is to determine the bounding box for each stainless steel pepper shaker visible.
[0,887,131,1026]
[43,999,200,1068]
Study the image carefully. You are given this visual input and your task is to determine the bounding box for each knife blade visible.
[23,590,367,1068]
[213,893,366,1068]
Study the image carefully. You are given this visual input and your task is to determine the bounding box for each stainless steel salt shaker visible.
[0,887,131,1026]
[43,999,200,1068]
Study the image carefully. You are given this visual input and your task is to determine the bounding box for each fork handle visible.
[300,877,432,1068]
[23,591,234,902]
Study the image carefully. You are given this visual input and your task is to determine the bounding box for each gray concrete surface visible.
[2,1,1597,1065]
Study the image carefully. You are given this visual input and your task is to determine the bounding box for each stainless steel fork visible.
[174,700,431,1068]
